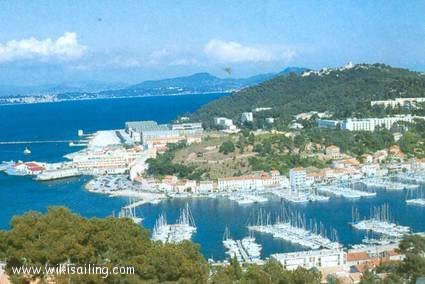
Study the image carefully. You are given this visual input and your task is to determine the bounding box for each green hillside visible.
[191,63,425,129]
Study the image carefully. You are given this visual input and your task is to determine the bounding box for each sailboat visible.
[23,147,31,155]
[118,198,143,224]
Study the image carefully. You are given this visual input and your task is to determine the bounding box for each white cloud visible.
[204,39,295,63]
[168,57,201,66]
[0,32,86,62]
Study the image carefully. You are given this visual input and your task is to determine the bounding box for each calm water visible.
[1,94,424,260]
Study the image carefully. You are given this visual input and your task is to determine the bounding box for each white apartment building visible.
[214,117,239,132]
[241,112,254,123]
[371,97,425,108]
[218,176,263,191]
[317,119,342,129]
[253,107,272,112]
[271,249,346,271]
[217,171,284,191]
[214,117,234,127]
[289,168,307,190]
[343,115,418,131]
[265,117,275,124]
[318,115,425,132]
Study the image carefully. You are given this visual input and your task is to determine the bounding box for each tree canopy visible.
[0,207,208,283]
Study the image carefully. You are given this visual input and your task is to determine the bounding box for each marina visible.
[360,177,420,191]
[1,94,425,262]
[406,198,425,206]
[317,184,376,199]
[271,188,330,203]
[222,228,262,263]
[350,205,410,238]
[118,199,144,224]
[248,209,341,250]
[227,193,268,205]
[393,172,425,184]
[151,204,197,243]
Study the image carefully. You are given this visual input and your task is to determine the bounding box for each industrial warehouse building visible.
[125,120,203,149]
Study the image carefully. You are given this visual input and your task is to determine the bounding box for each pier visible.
[222,228,262,263]
[152,204,197,243]
[350,205,410,238]
[317,185,376,199]
[0,140,72,145]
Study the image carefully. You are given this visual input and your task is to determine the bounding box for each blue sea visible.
[1,93,425,260]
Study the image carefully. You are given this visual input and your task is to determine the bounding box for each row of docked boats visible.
[350,205,410,239]
[271,188,330,203]
[248,208,341,250]
[227,193,268,205]
[317,184,376,199]
[359,177,420,191]
[222,228,262,263]
[151,204,197,243]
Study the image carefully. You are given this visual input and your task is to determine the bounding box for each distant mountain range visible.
[124,67,306,94]
[0,81,128,97]
[0,67,306,100]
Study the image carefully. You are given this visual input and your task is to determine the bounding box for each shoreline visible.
[0,90,232,107]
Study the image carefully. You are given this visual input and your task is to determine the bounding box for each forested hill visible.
[190,63,425,128]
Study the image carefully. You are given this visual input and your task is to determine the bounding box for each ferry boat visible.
[5,161,45,176]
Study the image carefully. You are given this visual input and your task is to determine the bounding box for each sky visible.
[0,0,425,85]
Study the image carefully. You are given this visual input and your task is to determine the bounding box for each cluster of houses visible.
[298,144,425,185]
[135,170,289,193]
[130,140,425,195]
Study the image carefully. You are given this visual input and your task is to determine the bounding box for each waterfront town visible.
[1,96,425,283]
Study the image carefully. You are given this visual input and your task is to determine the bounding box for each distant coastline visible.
[0,90,233,107]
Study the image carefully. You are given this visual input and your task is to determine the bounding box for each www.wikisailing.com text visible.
[11,264,135,279]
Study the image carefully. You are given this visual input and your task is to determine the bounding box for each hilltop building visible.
[294,111,333,121]
[214,117,239,133]
[317,115,425,132]
[265,117,275,124]
[317,119,342,129]
[253,107,272,112]
[371,97,425,108]
[241,112,253,123]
